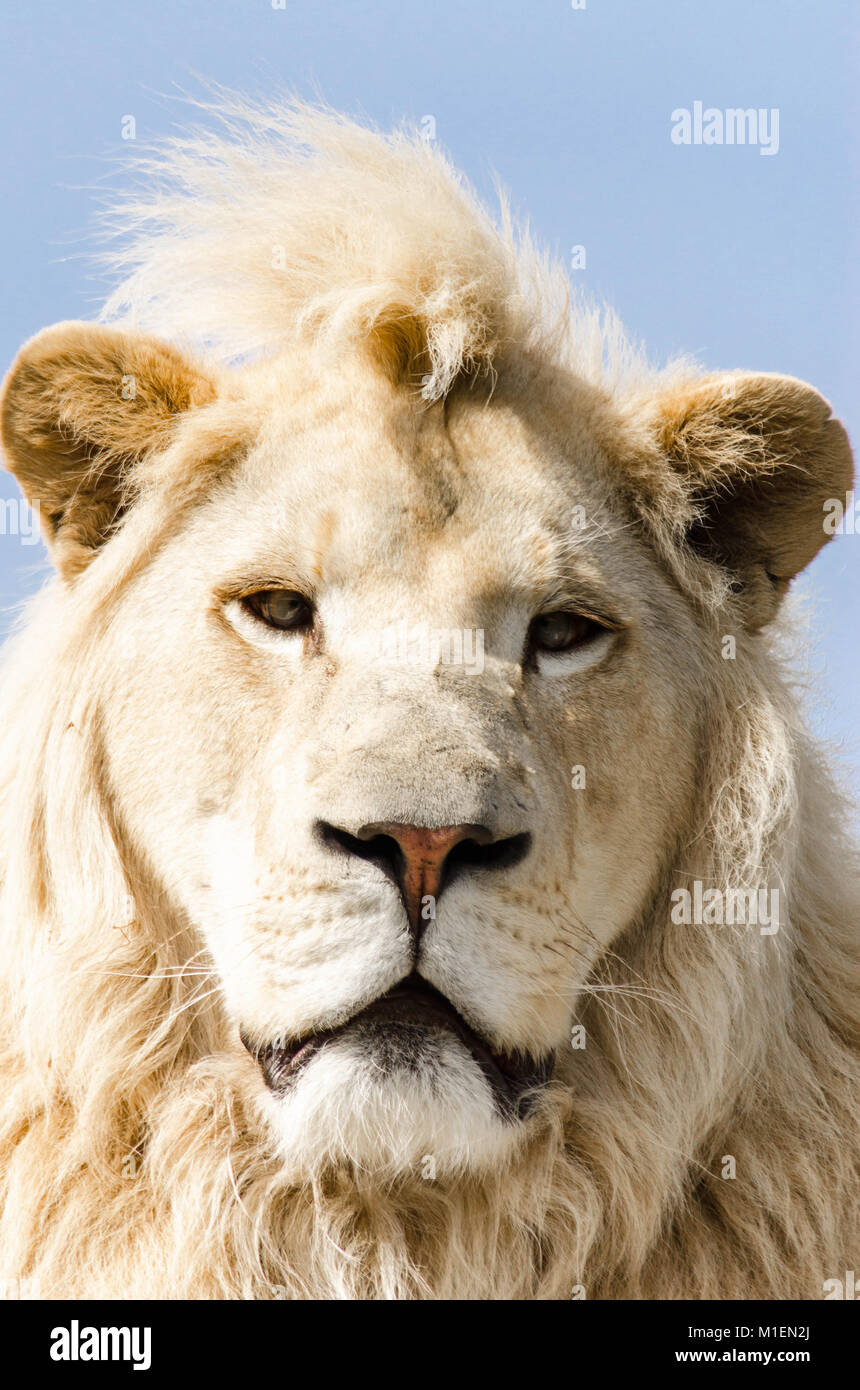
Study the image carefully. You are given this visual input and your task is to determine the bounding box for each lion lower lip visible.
[243,975,553,1117]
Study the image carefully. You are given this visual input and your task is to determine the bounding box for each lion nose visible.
[361,823,484,931]
[316,820,531,937]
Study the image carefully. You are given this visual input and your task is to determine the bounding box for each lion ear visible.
[654,371,854,629]
[0,321,216,579]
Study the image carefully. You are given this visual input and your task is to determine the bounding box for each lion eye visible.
[243,589,314,632]
[530,611,602,654]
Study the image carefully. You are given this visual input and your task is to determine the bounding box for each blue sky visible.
[1,0,857,785]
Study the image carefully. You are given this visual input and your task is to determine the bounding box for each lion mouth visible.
[241,973,554,1119]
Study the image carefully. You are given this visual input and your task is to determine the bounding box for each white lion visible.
[0,96,856,1299]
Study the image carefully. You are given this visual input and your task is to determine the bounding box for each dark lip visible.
[241,973,554,1119]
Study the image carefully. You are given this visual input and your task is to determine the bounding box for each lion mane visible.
[0,95,857,1300]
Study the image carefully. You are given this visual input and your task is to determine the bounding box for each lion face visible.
[3,305,848,1190]
[90,350,701,1178]
[1,102,854,1300]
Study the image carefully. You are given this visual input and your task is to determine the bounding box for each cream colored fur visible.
[0,96,856,1299]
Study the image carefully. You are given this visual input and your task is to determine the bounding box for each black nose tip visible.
[315,820,531,936]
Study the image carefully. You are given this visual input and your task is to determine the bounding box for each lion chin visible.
[247,974,554,1180]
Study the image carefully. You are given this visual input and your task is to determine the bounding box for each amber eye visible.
[530,611,603,654]
[243,589,314,632]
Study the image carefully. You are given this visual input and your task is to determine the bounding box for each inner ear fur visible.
[656,371,854,629]
[0,321,216,578]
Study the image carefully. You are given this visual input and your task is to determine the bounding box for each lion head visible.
[0,99,856,1299]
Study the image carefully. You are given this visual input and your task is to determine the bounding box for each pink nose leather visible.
[358,822,492,933]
